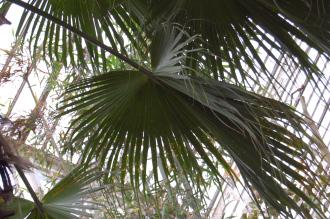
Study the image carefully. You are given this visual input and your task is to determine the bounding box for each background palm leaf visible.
[14,0,138,71]
[2,165,103,218]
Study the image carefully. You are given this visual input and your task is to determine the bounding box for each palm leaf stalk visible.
[0,132,44,217]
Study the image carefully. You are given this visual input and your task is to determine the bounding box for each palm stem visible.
[0,133,45,216]
[14,166,45,216]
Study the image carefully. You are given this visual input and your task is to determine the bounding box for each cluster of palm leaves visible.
[1,0,330,218]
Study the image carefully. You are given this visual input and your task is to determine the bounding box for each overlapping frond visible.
[12,0,330,85]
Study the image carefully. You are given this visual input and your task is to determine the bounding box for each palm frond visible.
[258,0,330,54]
[11,0,143,71]
[2,165,103,219]
[132,0,329,82]
[10,0,330,87]
[60,27,328,218]
[1,198,34,219]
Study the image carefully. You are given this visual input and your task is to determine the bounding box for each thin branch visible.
[19,142,73,175]
[6,50,39,116]
[0,12,27,80]
[0,38,22,81]
[25,69,71,174]
[14,166,45,216]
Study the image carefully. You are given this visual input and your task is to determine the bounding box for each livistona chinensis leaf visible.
[58,26,329,218]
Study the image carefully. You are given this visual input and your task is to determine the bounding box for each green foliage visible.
[3,165,103,218]
[5,0,330,218]
[14,0,330,85]
[59,26,328,218]
[1,198,34,219]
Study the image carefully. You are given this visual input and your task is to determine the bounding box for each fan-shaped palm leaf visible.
[2,165,103,219]
[60,27,328,218]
